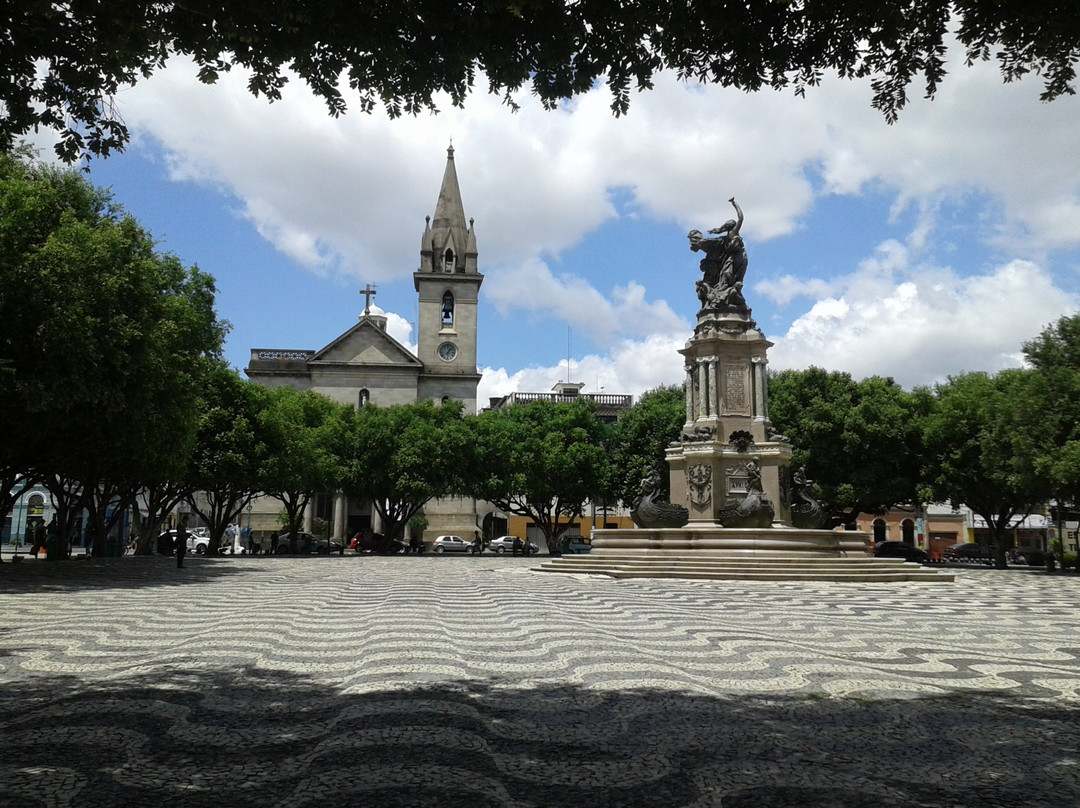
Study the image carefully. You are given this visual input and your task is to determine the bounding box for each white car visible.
[431,535,477,554]
[158,529,209,555]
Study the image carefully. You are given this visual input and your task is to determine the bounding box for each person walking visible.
[29,520,45,558]
[176,515,189,568]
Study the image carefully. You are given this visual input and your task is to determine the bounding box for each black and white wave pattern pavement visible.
[2,556,1080,807]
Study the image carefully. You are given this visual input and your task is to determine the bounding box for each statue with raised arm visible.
[689,198,749,312]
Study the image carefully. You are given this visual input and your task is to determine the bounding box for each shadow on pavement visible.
[0,555,251,594]
[0,665,1075,808]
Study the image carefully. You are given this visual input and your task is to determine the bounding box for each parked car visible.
[350,532,408,554]
[942,542,993,563]
[560,536,592,555]
[431,535,477,554]
[488,535,538,554]
[157,529,210,556]
[873,541,929,563]
[275,532,342,554]
[1009,545,1046,566]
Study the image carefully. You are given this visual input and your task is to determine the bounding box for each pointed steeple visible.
[431,144,467,233]
[419,144,477,275]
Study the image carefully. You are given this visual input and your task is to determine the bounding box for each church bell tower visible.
[414,145,483,413]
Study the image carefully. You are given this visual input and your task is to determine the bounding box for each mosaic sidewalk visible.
[2,556,1079,807]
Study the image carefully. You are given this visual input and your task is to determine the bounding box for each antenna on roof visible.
[567,326,572,383]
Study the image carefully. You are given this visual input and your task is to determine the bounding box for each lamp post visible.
[246,504,254,553]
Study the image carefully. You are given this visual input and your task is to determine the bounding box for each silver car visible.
[431,535,477,554]
[488,535,539,554]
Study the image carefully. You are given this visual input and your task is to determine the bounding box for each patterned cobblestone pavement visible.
[2,556,1080,807]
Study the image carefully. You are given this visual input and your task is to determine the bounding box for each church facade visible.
[245,146,484,542]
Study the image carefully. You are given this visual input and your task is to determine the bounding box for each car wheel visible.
[434,546,445,553]
[195,544,206,555]
[494,547,504,554]
[1016,555,1027,565]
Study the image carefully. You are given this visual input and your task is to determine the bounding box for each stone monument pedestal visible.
[667,309,791,528]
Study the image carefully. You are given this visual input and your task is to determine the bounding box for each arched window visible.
[27,494,44,517]
[358,389,369,407]
[441,291,454,324]
[444,249,455,273]
[873,518,887,543]
[901,519,916,544]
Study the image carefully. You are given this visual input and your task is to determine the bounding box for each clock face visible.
[438,342,457,361]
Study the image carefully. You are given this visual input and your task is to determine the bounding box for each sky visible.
[26,46,1080,405]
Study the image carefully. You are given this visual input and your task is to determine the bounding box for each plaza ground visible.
[2,555,1079,807]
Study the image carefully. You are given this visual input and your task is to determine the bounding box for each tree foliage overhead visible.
[5,1,1079,161]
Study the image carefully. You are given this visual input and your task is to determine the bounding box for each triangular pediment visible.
[312,318,421,367]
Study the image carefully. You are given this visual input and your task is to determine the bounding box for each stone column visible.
[708,358,720,417]
[684,364,695,423]
[303,503,313,533]
[697,360,709,418]
[333,492,347,542]
[752,357,766,420]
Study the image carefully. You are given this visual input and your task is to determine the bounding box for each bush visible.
[1064,552,1078,570]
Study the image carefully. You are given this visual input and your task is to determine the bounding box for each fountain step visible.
[536,555,954,582]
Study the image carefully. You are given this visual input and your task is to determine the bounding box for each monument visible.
[539,200,952,581]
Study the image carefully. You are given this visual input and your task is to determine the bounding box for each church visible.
[244,145,486,542]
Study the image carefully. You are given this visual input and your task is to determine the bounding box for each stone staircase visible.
[535,550,955,582]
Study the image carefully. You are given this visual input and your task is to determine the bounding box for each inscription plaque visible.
[725,364,748,412]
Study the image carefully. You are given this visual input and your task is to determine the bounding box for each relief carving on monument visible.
[686,464,713,506]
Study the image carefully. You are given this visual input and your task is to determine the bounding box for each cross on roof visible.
[360,283,377,315]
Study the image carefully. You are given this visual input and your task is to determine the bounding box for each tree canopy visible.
[610,385,685,507]
[257,386,349,550]
[0,149,227,554]
[767,368,930,526]
[923,369,1049,568]
[469,399,612,553]
[5,1,1079,161]
[342,400,473,543]
[1022,314,1080,514]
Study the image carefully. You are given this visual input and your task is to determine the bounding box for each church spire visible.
[419,144,477,275]
[430,143,467,234]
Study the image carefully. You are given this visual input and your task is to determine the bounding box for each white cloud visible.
[768,255,1078,386]
[102,45,1080,395]
[479,332,686,404]
[483,258,687,347]
[116,47,1080,285]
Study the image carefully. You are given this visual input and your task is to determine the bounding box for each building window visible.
[444,249,455,273]
[441,291,454,324]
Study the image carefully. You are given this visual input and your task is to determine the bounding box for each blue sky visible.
[29,51,1080,404]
